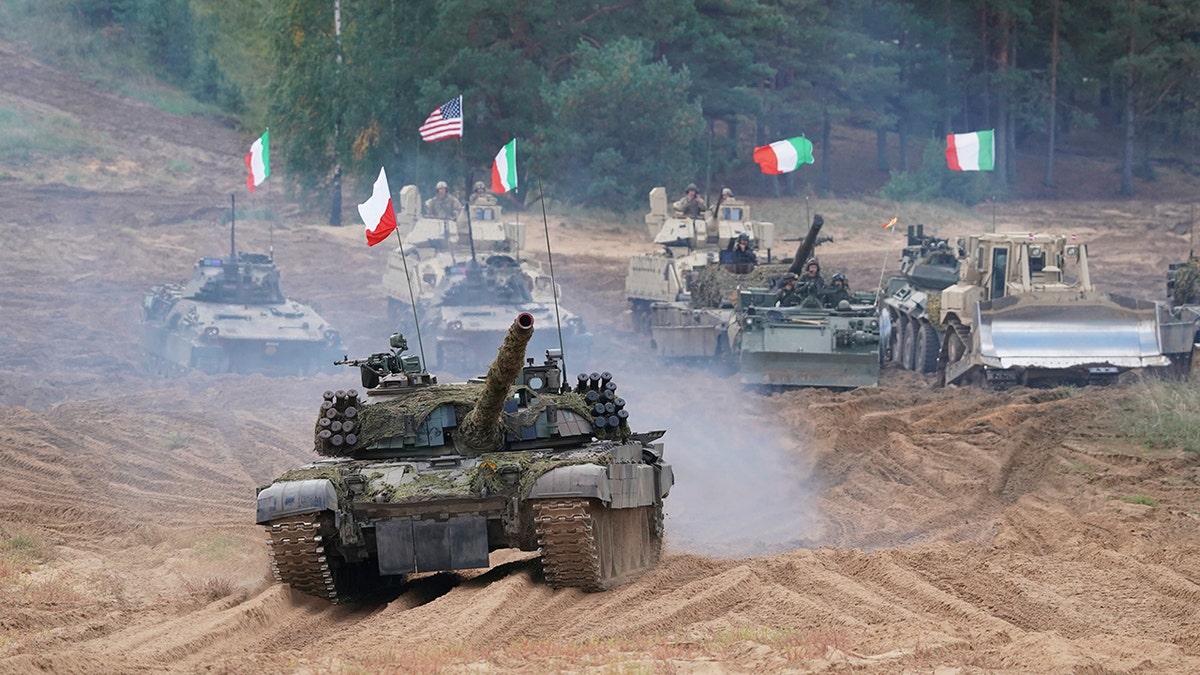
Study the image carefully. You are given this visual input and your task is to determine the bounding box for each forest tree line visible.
[24,0,1200,216]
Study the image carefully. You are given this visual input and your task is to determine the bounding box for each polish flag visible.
[359,167,397,247]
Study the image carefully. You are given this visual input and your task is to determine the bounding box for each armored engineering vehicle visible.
[141,240,342,376]
[255,313,672,602]
[930,232,1170,388]
[726,215,881,388]
[626,186,775,337]
[381,184,591,376]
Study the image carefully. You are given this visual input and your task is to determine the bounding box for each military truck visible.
[625,187,775,337]
[381,184,591,376]
[141,240,342,376]
[1158,249,1200,378]
[924,232,1171,388]
[725,215,881,388]
[255,313,672,602]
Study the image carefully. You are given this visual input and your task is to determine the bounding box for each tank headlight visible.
[448,320,463,331]
[1030,246,1042,257]
[203,326,219,337]
[870,320,879,329]
[1066,245,1078,256]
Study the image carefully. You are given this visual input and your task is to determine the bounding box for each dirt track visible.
[3,43,1200,673]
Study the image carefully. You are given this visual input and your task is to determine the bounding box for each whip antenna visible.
[393,229,426,367]
[536,178,567,375]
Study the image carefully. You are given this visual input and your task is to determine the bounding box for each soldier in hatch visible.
[822,273,853,307]
[672,183,706,219]
[774,273,802,307]
[424,180,463,220]
[726,232,757,274]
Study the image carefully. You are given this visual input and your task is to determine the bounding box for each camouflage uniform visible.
[425,182,463,220]
[672,183,706,219]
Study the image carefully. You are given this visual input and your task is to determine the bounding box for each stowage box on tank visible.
[255,312,672,602]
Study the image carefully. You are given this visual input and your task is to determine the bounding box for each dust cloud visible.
[603,361,821,557]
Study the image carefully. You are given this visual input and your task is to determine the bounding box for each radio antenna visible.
[392,228,426,367]
[536,178,567,376]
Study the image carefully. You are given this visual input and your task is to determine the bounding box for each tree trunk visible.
[1043,0,1059,187]
[1120,6,1136,197]
[876,128,889,172]
[329,165,343,227]
[819,111,832,191]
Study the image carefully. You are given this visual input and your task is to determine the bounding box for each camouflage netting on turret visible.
[313,385,596,458]
[688,263,789,309]
[1172,259,1200,306]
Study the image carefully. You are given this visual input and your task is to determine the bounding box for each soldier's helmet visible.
[686,183,698,193]
[737,232,750,243]
[722,187,734,197]
[806,258,820,272]
[782,272,798,283]
[474,181,486,191]
[436,180,448,189]
[831,272,845,285]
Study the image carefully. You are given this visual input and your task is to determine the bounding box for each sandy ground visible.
[3,43,1200,673]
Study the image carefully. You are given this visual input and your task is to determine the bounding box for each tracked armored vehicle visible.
[382,185,591,376]
[933,233,1170,388]
[141,241,342,376]
[255,313,672,602]
[625,186,775,339]
[726,215,881,388]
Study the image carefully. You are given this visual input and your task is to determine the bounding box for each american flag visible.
[418,96,463,142]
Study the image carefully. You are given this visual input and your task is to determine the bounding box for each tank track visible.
[534,498,662,592]
[265,514,339,602]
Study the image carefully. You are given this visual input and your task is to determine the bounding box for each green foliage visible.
[1118,381,1200,455]
[879,138,995,205]
[539,37,705,208]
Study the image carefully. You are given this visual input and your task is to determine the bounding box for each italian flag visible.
[492,139,517,193]
[945,129,994,171]
[753,136,814,174]
[245,130,269,192]
[359,167,397,247]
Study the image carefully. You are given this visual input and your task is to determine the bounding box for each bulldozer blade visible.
[739,351,879,388]
[976,293,1169,370]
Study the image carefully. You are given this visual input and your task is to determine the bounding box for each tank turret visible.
[459,312,535,451]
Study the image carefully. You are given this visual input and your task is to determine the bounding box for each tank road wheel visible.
[898,316,919,371]
[534,499,661,592]
[914,322,941,375]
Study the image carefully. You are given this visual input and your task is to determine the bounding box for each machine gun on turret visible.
[335,332,435,390]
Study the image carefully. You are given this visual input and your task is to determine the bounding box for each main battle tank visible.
[255,313,672,602]
[381,184,591,376]
[141,248,342,376]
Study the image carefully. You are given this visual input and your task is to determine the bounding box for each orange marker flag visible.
[882,216,898,230]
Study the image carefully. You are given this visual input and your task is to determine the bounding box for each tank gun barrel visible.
[459,312,535,452]
[787,214,826,275]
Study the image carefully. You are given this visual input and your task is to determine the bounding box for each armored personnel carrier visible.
[141,241,342,376]
[878,224,962,374]
[381,184,591,376]
[930,232,1169,388]
[255,313,672,602]
[625,186,775,337]
[726,215,881,388]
